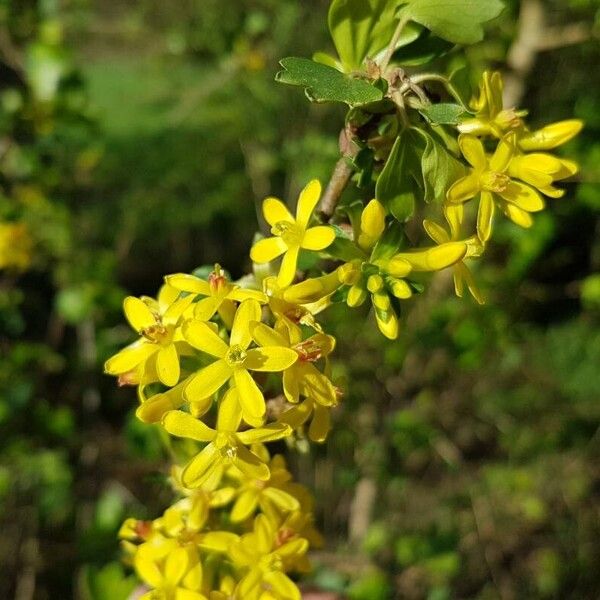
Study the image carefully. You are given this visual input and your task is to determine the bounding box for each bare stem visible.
[318,157,354,221]
[379,15,409,74]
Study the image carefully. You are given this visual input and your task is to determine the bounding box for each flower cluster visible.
[106,72,581,598]
[119,446,320,600]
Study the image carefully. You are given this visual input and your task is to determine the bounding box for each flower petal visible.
[232,444,270,481]
[446,173,481,204]
[276,246,300,288]
[359,199,386,251]
[498,181,545,212]
[199,531,239,554]
[519,119,583,151]
[193,296,222,322]
[244,347,298,372]
[230,299,262,349]
[233,369,265,421]
[309,404,332,443]
[165,274,211,296]
[422,219,449,245]
[489,133,516,172]
[184,359,232,401]
[458,135,486,169]
[237,423,292,445]
[501,201,533,228]
[156,343,180,387]
[104,342,157,375]
[250,321,288,348]
[163,410,215,442]
[136,380,188,424]
[183,320,228,357]
[263,487,300,512]
[393,242,467,272]
[295,179,321,227]
[264,572,301,600]
[182,443,221,488]
[477,191,495,243]
[227,288,268,303]
[123,297,156,332]
[216,387,243,432]
[231,489,260,522]
[301,226,335,251]
[262,197,294,227]
[250,236,287,263]
[165,547,189,586]
[283,368,300,404]
[134,552,163,588]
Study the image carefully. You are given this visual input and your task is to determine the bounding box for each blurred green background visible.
[0,1,599,598]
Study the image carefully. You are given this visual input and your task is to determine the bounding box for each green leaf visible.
[328,0,422,71]
[418,103,467,125]
[412,128,466,203]
[392,30,454,66]
[396,0,505,45]
[375,131,422,222]
[276,58,384,106]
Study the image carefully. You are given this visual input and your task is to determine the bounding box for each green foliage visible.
[328,0,421,70]
[397,0,505,44]
[276,57,384,106]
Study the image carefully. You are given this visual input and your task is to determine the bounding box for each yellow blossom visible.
[229,514,308,600]
[250,180,336,287]
[447,133,545,241]
[134,545,207,600]
[104,285,194,387]
[182,299,297,424]
[166,265,267,329]
[250,320,337,407]
[518,119,583,152]
[458,70,527,138]
[423,204,485,304]
[162,388,292,488]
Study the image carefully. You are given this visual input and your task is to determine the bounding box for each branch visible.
[318,128,358,221]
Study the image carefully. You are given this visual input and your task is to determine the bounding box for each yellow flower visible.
[280,397,335,443]
[458,70,527,138]
[423,204,485,304]
[0,221,33,271]
[134,544,207,600]
[518,119,583,152]
[104,285,194,387]
[447,133,545,241]
[338,242,466,340]
[250,320,337,407]
[182,299,297,425]
[507,151,578,198]
[357,198,386,253]
[229,453,301,523]
[166,265,267,329]
[162,388,292,488]
[229,514,308,600]
[250,180,336,287]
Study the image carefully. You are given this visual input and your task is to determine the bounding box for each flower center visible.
[259,554,283,573]
[495,108,522,131]
[294,339,322,362]
[225,344,247,367]
[271,220,302,245]
[481,171,510,193]
[141,321,170,344]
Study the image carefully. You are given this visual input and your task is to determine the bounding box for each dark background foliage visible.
[0,1,598,598]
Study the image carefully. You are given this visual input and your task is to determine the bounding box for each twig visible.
[318,157,354,221]
[379,15,410,74]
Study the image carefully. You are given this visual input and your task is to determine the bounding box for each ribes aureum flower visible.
[182,299,297,425]
[458,70,527,138]
[166,265,267,329]
[134,545,207,600]
[104,285,194,387]
[250,180,336,287]
[447,133,545,241]
[250,320,337,407]
[423,204,485,304]
[229,514,308,600]
[162,388,291,488]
